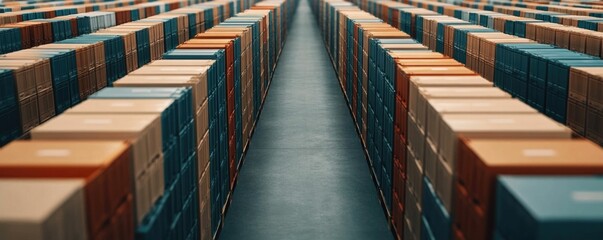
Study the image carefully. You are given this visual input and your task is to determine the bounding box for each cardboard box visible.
[425,98,537,154]
[0,179,88,240]
[415,86,508,136]
[460,139,603,213]
[30,113,163,224]
[436,113,572,212]
[119,66,209,110]
[0,140,131,237]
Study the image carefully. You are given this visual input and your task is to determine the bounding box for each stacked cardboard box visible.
[0,141,134,239]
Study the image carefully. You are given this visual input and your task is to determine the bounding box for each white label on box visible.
[522,149,556,157]
[84,119,113,125]
[37,149,71,157]
[572,191,603,202]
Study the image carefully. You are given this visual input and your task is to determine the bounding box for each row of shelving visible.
[0,0,297,239]
[0,0,251,146]
[0,0,128,12]
[311,0,603,240]
[412,0,603,60]
[0,0,209,55]
[360,0,603,146]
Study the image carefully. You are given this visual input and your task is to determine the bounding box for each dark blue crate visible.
[0,105,21,147]
[545,87,568,123]
[172,173,184,224]
[526,84,546,112]
[136,191,170,240]
[374,154,383,186]
[59,34,125,86]
[548,59,603,92]
[182,194,193,234]
[436,22,470,53]
[578,19,603,31]
[383,140,393,176]
[168,212,183,240]
[381,170,392,211]
[164,142,178,188]
[0,28,21,54]
[422,176,451,240]
[421,216,436,240]
[18,49,78,107]
[211,200,220,235]
[179,121,196,164]
[0,69,17,112]
[512,78,528,101]
[182,154,196,195]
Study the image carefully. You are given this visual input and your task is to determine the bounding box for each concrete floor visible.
[219,1,394,239]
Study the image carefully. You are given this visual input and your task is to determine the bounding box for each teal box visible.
[546,59,603,122]
[496,176,603,240]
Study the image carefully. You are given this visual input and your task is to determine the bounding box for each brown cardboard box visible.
[0,140,132,237]
[92,31,139,73]
[408,75,491,122]
[37,43,97,99]
[30,113,163,224]
[435,113,571,213]
[66,98,177,144]
[416,87,509,125]
[426,98,537,152]
[196,100,209,147]
[115,69,208,111]
[399,66,476,109]
[0,179,88,240]
[403,183,421,240]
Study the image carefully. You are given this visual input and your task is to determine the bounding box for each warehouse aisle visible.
[219,1,393,239]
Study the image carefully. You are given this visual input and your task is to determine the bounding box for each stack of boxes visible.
[495,176,603,240]
[0,69,21,146]
[0,0,243,148]
[313,1,603,240]
[30,113,165,230]
[163,48,229,237]
[455,139,603,240]
[0,57,55,132]
[112,62,212,239]
[0,0,296,238]
[86,87,198,240]
[0,141,134,239]
[359,0,603,145]
[160,2,291,235]
[0,179,89,240]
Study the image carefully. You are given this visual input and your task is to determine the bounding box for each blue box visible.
[136,191,170,240]
[496,176,603,240]
[421,216,436,240]
[422,176,451,240]
[0,28,22,54]
[59,34,126,85]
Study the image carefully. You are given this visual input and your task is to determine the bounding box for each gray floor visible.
[219,1,394,239]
